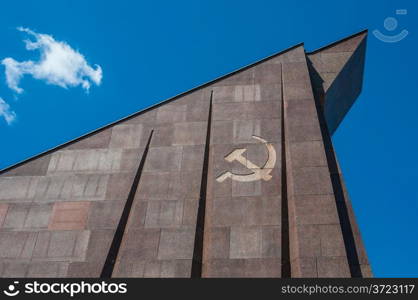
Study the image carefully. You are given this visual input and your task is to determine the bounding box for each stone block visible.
[212,196,280,226]
[289,141,327,167]
[126,201,147,228]
[233,120,261,144]
[216,68,254,86]
[160,259,192,278]
[316,256,350,277]
[2,263,29,277]
[48,202,91,230]
[3,204,29,229]
[180,145,204,170]
[246,101,281,119]
[156,103,187,124]
[47,231,79,258]
[67,262,103,277]
[232,180,261,197]
[120,228,160,260]
[87,202,124,229]
[213,85,261,103]
[0,176,38,201]
[45,230,89,260]
[286,122,323,143]
[20,232,37,259]
[204,259,246,277]
[206,227,230,259]
[145,146,182,171]
[143,261,161,278]
[0,204,8,227]
[129,259,192,278]
[105,173,134,200]
[259,118,281,142]
[144,200,184,228]
[283,81,314,101]
[318,52,352,73]
[254,63,281,84]
[210,171,232,198]
[34,174,109,202]
[235,85,262,102]
[270,46,305,63]
[319,224,347,257]
[283,46,307,62]
[173,122,207,145]
[113,259,146,277]
[157,227,195,259]
[73,230,91,259]
[282,62,310,83]
[205,258,280,277]
[291,167,333,195]
[149,125,175,147]
[109,124,143,149]
[27,262,68,277]
[261,226,281,258]
[230,226,262,259]
[261,168,281,196]
[186,99,210,123]
[212,102,247,121]
[2,155,51,176]
[243,258,281,277]
[182,199,198,226]
[24,203,53,228]
[170,170,202,200]
[212,85,235,103]
[120,148,143,171]
[0,231,35,258]
[67,129,112,150]
[125,109,157,125]
[83,229,114,262]
[136,172,171,200]
[294,194,339,225]
[211,120,233,144]
[321,33,365,53]
[260,83,281,102]
[32,231,51,258]
[48,149,122,173]
[291,257,317,277]
[294,224,321,258]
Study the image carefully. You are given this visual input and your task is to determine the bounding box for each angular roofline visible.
[306,29,368,55]
[0,29,368,174]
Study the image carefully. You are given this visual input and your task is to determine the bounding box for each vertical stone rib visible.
[280,64,291,277]
[311,93,362,277]
[191,92,213,277]
[100,130,154,278]
[283,47,351,277]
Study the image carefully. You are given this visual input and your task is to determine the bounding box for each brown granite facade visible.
[0,31,370,277]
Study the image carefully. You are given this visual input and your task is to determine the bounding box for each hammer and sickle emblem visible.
[216,135,276,183]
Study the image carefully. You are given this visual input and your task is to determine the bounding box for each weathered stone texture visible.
[0,31,370,278]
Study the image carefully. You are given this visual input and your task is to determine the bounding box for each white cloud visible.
[0,97,16,125]
[2,27,102,93]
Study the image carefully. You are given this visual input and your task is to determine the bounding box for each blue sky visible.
[0,0,417,277]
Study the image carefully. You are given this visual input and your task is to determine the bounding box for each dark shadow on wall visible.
[191,93,213,277]
[322,38,367,135]
[281,64,291,278]
[100,130,154,278]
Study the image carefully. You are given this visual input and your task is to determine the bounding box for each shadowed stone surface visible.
[0,31,370,278]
